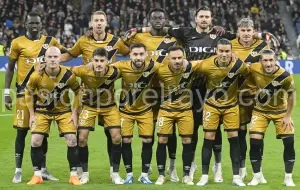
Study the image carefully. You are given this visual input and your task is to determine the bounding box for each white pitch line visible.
[0,114,14,116]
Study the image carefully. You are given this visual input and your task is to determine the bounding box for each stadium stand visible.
[0,0,294,56]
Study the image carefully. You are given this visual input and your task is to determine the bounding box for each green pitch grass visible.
[0,72,299,190]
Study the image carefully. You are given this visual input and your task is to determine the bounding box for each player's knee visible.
[250,133,263,139]
[181,137,191,144]
[158,137,168,144]
[31,134,44,147]
[65,134,77,147]
[227,131,238,138]
[142,138,152,143]
[110,130,121,144]
[204,132,216,140]
[122,137,132,143]
[79,136,88,147]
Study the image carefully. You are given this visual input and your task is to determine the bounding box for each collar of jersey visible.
[93,33,108,43]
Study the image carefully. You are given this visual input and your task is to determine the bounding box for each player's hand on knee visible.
[282,115,294,132]
[29,114,37,130]
[69,111,78,129]
[4,95,12,110]
[213,25,226,36]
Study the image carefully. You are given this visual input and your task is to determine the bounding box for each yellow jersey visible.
[113,60,160,114]
[249,63,295,112]
[69,34,129,65]
[25,66,80,113]
[8,35,65,95]
[72,65,120,108]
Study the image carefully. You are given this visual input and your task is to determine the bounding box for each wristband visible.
[4,89,10,96]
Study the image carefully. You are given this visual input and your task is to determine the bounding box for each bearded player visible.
[247,50,296,187]
[124,8,179,181]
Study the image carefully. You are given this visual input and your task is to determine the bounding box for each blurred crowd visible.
[0,0,293,58]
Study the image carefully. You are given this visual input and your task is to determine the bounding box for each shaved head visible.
[45,46,61,57]
[45,46,61,70]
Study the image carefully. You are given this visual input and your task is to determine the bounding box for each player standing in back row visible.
[4,11,66,183]
[60,10,129,182]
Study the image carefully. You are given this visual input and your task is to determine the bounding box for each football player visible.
[25,47,81,185]
[232,18,270,181]
[195,39,248,187]
[155,46,199,185]
[60,10,129,181]
[124,8,179,181]
[113,43,160,184]
[247,49,296,187]
[72,48,123,184]
[4,11,66,183]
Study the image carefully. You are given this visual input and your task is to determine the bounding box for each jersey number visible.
[203,111,211,121]
[17,110,24,120]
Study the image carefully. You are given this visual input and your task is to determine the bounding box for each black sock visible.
[78,145,89,172]
[41,137,48,169]
[142,142,152,173]
[105,129,113,167]
[283,137,295,173]
[167,124,177,160]
[111,143,122,172]
[68,146,80,172]
[250,138,262,173]
[191,122,200,158]
[202,138,214,175]
[15,130,28,168]
[156,143,167,176]
[213,126,222,163]
[122,142,133,173]
[238,129,247,168]
[151,122,156,148]
[228,136,240,175]
[182,143,193,176]
[31,146,43,171]
[261,139,264,160]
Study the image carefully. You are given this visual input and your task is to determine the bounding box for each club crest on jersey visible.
[182,72,190,79]
[142,71,150,77]
[42,44,49,49]
[228,72,235,78]
[210,34,217,39]
[105,80,112,85]
[251,51,258,57]
[57,83,66,89]
[272,81,281,87]
[105,46,113,51]
[163,38,171,43]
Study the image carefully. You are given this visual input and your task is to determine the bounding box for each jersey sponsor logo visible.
[42,44,49,49]
[189,47,216,53]
[26,56,45,64]
[127,82,147,89]
[228,72,235,78]
[210,34,217,39]
[57,83,66,89]
[148,49,168,57]
[250,51,258,57]
[271,81,281,87]
[142,71,151,77]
